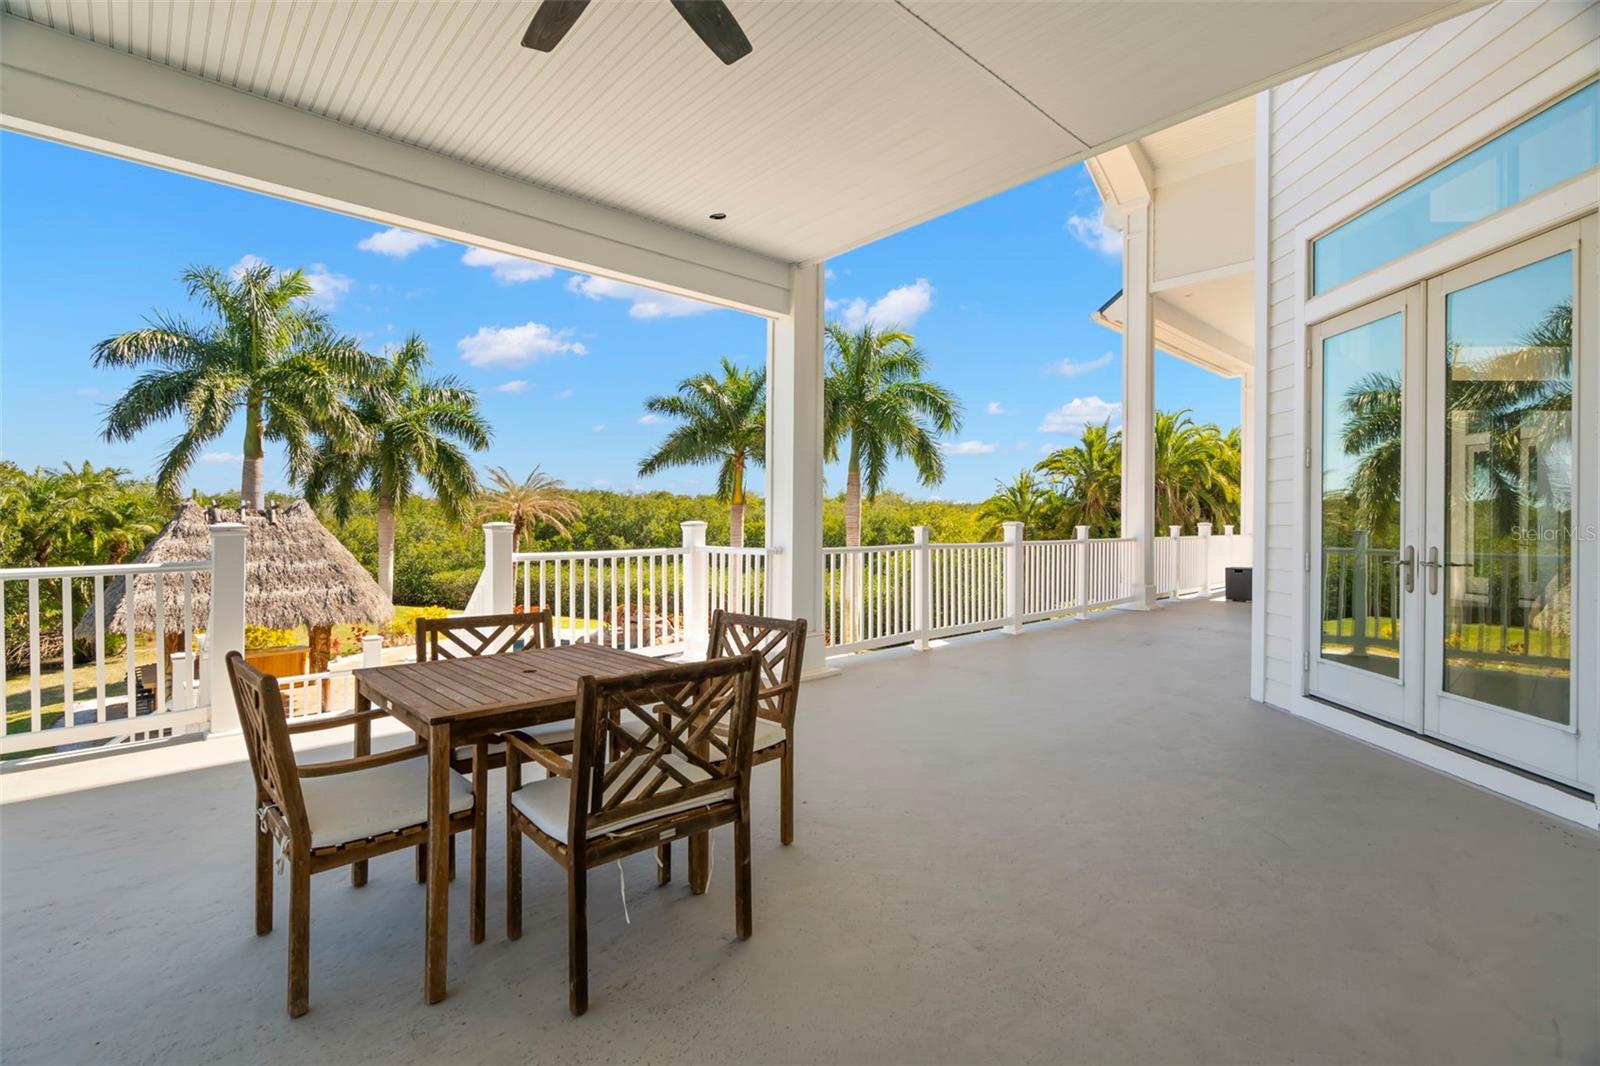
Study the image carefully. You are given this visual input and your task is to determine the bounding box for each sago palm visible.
[299,336,491,597]
[94,263,374,508]
[823,323,962,546]
[977,470,1050,537]
[637,358,766,547]
[471,466,582,550]
[1036,420,1122,536]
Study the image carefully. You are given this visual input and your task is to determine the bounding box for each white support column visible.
[206,522,246,734]
[482,522,514,615]
[1002,521,1024,635]
[911,526,931,650]
[681,520,709,659]
[1239,368,1256,537]
[766,260,830,676]
[1121,200,1158,610]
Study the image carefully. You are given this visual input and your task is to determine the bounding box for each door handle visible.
[1419,546,1442,595]
[1388,545,1416,593]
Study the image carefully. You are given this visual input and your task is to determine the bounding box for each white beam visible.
[0,17,792,317]
[1120,202,1157,610]
[766,262,829,676]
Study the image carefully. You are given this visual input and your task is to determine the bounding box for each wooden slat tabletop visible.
[354,643,670,726]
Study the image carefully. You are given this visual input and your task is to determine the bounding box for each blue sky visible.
[0,130,1240,503]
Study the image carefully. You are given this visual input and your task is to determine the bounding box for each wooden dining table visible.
[353,641,673,1004]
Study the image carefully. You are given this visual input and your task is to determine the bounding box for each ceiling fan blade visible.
[521,0,591,51]
[670,0,752,65]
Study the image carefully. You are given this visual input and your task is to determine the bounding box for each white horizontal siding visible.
[1259,0,1600,706]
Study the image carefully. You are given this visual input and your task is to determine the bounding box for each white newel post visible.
[361,634,384,668]
[912,525,931,650]
[1198,521,1214,593]
[765,260,829,676]
[170,652,193,711]
[1002,522,1024,635]
[681,520,709,659]
[1075,525,1090,615]
[206,522,246,734]
[483,522,514,614]
[1121,200,1158,610]
[1169,525,1183,596]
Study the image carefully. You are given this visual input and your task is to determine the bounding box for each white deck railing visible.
[512,546,690,652]
[1,559,214,756]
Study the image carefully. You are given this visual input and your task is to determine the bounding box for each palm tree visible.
[471,466,582,550]
[1036,420,1122,536]
[1153,409,1237,531]
[637,358,766,547]
[823,323,962,546]
[94,263,375,509]
[299,336,491,597]
[977,470,1050,536]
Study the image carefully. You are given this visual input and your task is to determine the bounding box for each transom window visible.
[1312,82,1598,294]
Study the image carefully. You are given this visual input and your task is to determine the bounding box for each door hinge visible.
[1305,345,1312,369]
[1303,551,1311,572]
[1304,447,1312,469]
[1303,650,1310,670]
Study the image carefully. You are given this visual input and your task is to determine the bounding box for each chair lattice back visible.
[225,651,309,842]
[709,610,807,727]
[569,655,761,842]
[416,609,554,662]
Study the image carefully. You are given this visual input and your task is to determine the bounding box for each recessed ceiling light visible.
[709,212,727,220]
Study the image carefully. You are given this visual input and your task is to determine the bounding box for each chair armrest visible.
[504,730,573,778]
[298,743,428,778]
[284,708,390,735]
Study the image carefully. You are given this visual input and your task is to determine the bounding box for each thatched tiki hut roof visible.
[77,501,392,637]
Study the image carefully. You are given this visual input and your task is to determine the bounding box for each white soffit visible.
[0,0,1469,267]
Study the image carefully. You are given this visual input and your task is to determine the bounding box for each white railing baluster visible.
[28,578,41,731]
[152,572,165,714]
[94,574,106,722]
[60,577,73,730]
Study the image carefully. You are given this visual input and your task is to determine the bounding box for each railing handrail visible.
[511,546,686,562]
[704,545,777,557]
[0,559,211,581]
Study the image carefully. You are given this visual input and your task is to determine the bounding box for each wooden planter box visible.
[244,645,310,677]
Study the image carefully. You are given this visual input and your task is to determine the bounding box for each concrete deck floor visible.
[2,599,1596,1064]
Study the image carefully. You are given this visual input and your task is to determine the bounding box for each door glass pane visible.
[1320,312,1404,678]
[1443,252,1573,724]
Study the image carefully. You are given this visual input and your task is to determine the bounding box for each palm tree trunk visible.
[376,494,396,599]
[729,502,745,548]
[241,402,265,511]
[845,463,862,548]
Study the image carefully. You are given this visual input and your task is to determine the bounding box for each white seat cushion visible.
[617,716,785,752]
[299,756,473,850]
[454,720,575,762]
[509,753,732,845]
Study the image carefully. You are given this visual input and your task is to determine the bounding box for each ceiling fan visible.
[522,1,753,65]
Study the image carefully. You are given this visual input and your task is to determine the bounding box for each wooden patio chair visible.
[412,609,563,913]
[224,651,480,1018]
[504,653,762,1016]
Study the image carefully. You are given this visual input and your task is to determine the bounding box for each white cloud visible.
[1038,396,1122,434]
[833,278,934,331]
[1065,212,1121,256]
[939,440,998,455]
[984,401,1008,416]
[495,380,529,393]
[638,413,664,425]
[567,275,714,319]
[228,255,352,310]
[457,322,587,368]
[592,424,606,432]
[76,387,105,398]
[200,451,244,464]
[357,227,438,258]
[555,388,575,401]
[461,247,555,284]
[1052,352,1114,378]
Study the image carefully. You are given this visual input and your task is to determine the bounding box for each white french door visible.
[1309,217,1598,789]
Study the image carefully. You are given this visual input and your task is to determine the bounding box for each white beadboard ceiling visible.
[1,0,1465,263]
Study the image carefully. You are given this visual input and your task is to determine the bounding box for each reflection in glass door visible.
[1308,290,1422,727]
[1424,220,1592,788]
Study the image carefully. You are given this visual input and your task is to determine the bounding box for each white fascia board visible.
[0,17,792,317]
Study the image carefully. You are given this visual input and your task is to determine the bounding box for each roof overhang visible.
[0,2,1473,311]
